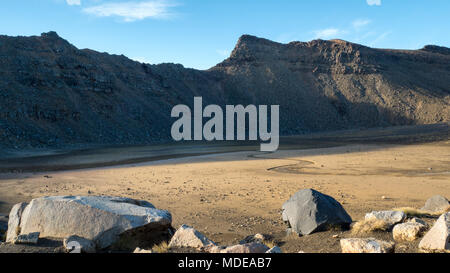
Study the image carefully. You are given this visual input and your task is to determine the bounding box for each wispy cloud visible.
[313,28,346,39]
[83,1,178,22]
[66,0,81,6]
[352,19,371,29]
[369,31,392,47]
[366,0,381,6]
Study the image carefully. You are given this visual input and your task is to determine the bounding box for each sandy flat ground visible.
[1,139,449,252]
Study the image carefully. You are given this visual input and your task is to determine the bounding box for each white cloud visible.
[66,0,81,5]
[83,1,177,22]
[313,28,346,39]
[367,0,381,6]
[352,19,371,29]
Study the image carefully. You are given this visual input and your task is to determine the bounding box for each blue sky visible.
[1,0,449,69]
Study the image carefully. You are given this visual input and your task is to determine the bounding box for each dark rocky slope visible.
[0,32,448,149]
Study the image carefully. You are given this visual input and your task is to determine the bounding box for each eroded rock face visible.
[419,212,450,252]
[168,225,216,250]
[340,238,395,253]
[282,189,352,235]
[393,222,427,242]
[421,195,450,212]
[365,211,406,227]
[0,32,449,151]
[8,196,172,250]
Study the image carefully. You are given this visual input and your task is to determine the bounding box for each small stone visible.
[365,210,406,227]
[133,247,153,253]
[340,238,395,253]
[408,217,428,227]
[209,243,270,253]
[169,224,216,249]
[393,222,427,241]
[421,195,450,213]
[63,235,96,253]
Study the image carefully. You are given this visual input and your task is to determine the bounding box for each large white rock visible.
[340,238,395,253]
[10,196,172,250]
[419,212,450,252]
[168,225,216,249]
[6,202,28,242]
[365,211,406,227]
[393,222,427,241]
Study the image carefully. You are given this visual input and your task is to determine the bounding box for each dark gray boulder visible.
[282,189,352,235]
[421,195,450,212]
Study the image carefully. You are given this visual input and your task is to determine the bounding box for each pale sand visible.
[0,141,449,252]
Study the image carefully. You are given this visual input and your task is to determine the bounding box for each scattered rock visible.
[365,210,406,227]
[393,222,427,241]
[133,247,153,253]
[408,217,428,227]
[168,225,216,250]
[282,189,352,235]
[421,195,450,212]
[13,232,40,245]
[6,202,28,242]
[340,238,395,253]
[63,235,96,253]
[265,246,282,253]
[209,243,270,253]
[239,233,270,244]
[10,196,172,250]
[419,212,450,252]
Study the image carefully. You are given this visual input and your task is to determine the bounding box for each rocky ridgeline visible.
[0,32,449,149]
[0,193,449,253]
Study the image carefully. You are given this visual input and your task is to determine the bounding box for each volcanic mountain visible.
[0,32,448,149]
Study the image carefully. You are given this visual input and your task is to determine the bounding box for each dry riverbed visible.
[0,138,449,253]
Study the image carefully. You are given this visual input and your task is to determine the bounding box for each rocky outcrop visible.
[419,212,450,252]
[0,32,449,150]
[282,189,352,235]
[6,196,172,250]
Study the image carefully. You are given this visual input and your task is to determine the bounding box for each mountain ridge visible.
[0,32,448,149]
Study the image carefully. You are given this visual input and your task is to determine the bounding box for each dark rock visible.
[282,189,352,235]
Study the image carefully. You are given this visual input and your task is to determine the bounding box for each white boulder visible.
[340,238,395,253]
[419,212,450,252]
[8,196,172,250]
[168,225,216,250]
